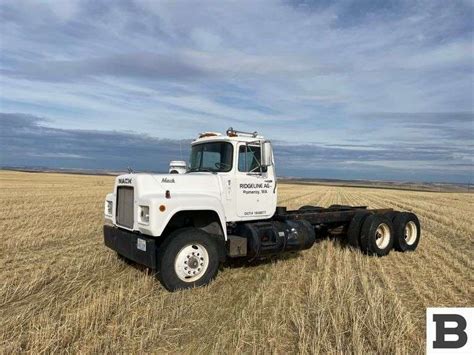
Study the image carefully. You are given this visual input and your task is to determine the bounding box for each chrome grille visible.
[116,186,134,228]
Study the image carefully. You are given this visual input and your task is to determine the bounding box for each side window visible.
[238,145,267,172]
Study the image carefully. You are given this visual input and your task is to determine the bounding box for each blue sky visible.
[0,0,472,182]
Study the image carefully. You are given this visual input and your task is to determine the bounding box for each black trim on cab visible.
[103,225,157,269]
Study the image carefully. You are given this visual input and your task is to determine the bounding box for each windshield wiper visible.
[187,168,215,173]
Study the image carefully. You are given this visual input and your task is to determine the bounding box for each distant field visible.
[1,171,472,353]
[280,178,472,193]
[4,167,470,192]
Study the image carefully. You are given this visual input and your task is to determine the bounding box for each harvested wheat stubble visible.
[0,171,472,353]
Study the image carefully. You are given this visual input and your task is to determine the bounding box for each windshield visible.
[188,142,233,172]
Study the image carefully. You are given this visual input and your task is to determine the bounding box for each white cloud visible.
[0,0,472,180]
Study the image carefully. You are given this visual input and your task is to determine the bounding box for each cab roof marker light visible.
[226,127,258,138]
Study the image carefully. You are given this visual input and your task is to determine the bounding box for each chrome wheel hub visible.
[174,243,209,282]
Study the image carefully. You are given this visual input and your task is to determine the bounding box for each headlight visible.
[105,200,113,216]
[139,205,150,224]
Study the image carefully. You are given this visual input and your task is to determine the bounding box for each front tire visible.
[157,228,220,291]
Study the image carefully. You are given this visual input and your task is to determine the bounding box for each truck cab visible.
[104,129,283,290]
[104,128,277,238]
[187,129,277,222]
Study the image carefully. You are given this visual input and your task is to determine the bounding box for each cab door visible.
[235,143,274,219]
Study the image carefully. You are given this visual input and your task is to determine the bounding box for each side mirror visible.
[261,141,273,167]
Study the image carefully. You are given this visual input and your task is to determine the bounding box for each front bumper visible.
[103,225,157,269]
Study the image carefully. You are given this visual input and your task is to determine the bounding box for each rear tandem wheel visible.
[346,211,371,248]
[392,212,421,252]
[359,214,395,256]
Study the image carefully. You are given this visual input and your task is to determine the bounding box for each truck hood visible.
[115,172,222,198]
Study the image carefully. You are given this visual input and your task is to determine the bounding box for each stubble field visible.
[0,170,472,353]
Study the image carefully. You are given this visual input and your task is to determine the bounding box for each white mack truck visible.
[104,128,421,291]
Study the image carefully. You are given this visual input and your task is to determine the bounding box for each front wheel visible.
[157,228,220,291]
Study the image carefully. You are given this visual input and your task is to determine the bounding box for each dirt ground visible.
[1,170,472,353]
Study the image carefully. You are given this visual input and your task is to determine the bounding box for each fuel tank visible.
[235,220,316,257]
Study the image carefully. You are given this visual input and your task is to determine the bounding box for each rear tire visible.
[347,211,370,248]
[392,212,421,252]
[360,214,394,256]
[157,228,220,291]
[384,211,398,221]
